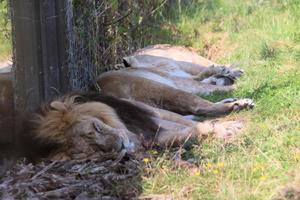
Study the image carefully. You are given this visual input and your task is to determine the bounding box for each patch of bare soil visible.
[272,172,300,200]
[201,32,237,62]
[0,60,12,74]
[0,156,141,200]
[0,60,12,69]
[273,185,300,200]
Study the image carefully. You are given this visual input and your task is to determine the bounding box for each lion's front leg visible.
[195,98,254,117]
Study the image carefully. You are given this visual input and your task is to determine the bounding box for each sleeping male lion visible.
[27,45,254,160]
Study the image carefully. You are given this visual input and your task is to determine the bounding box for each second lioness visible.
[97,44,253,117]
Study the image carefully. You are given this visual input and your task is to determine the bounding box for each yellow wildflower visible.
[150,150,158,155]
[213,170,219,175]
[207,162,213,168]
[143,158,150,163]
[217,162,224,168]
[194,172,201,176]
[253,163,265,171]
[260,176,267,181]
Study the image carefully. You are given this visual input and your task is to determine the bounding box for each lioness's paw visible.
[216,64,244,79]
[219,98,238,103]
[228,63,244,78]
[213,120,243,139]
[232,98,255,111]
[231,69,244,78]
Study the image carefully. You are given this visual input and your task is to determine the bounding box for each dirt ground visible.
[0,60,12,73]
[0,60,11,67]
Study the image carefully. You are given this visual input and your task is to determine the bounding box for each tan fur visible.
[32,94,248,161]
[133,44,216,67]
[33,96,78,144]
[98,44,252,117]
[34,103,77,144]
[33,96,126,144]
[31,45,254,160]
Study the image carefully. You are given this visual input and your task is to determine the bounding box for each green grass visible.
[141,1,300,199]
[0,0,11,61]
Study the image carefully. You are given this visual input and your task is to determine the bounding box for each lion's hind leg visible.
[155,119,245,148]
[195,119,244,140]
[154,115,245,147]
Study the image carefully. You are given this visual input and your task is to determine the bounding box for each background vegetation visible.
[0,0,11,61]
[70,0,169,71]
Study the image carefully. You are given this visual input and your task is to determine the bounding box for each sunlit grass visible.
[0,0,11,62]
[142,0,300,199]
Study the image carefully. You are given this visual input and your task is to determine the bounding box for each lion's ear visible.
[50,101,67,111]
[123,56,139,68]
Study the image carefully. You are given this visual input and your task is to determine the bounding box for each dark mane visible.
[73,92,160,142]
[21,111,62,161]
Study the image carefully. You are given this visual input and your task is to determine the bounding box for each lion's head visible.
[68,115,125,152]
[32,98,134,160]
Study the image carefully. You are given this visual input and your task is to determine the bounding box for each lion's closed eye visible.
[93,121,104,133]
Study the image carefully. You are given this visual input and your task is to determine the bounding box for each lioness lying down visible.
[25,45,254,160]
[98,44,253,116]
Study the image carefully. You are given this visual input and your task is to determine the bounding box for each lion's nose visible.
[122,141,135,153]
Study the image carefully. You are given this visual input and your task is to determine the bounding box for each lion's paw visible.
[219,98,238,103]
[213,120,244,139]
[232,98,255,111]
[215,64,244,79]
